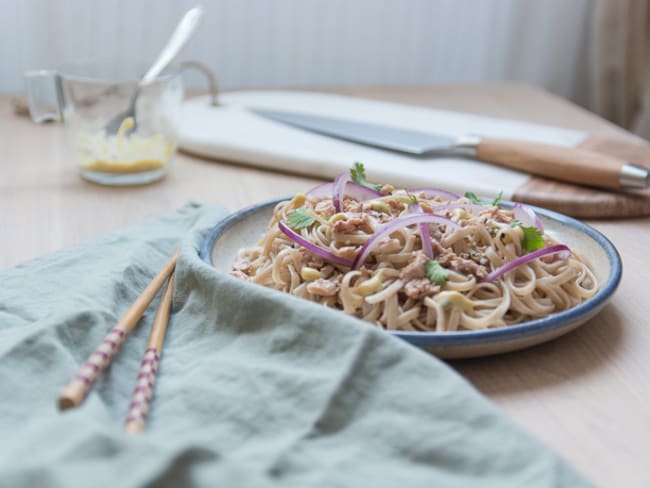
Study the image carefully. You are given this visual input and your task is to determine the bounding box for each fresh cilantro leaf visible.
[464,192,482,204]
[351,161,368,186]
[287,208,316,230]
[510,219,544,251]
[425,259,448,287]
[464,191,503,207]
[351,162,382,191]
[521,226,544,252]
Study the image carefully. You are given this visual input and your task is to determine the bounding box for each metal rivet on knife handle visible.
[57,249,178,411]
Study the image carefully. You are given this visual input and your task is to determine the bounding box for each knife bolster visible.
[454,134,481,151]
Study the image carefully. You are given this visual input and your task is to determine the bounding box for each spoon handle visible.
[141,6,204,86]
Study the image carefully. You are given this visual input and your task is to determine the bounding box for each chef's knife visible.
[252,109,649,190]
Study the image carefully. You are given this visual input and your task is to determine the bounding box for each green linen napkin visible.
[0,203,591,487]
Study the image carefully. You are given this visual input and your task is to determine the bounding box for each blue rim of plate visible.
[200,197,622,348]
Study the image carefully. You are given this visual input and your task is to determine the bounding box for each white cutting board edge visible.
[179,91,588,199]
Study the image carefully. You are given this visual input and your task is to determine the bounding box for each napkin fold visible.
[0,203,591,487]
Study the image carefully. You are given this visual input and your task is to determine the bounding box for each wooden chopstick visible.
[124,273,175,434]
[57,249,179,411]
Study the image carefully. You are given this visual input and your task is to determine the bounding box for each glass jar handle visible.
[180,61,219,106]
[24,70,63,123]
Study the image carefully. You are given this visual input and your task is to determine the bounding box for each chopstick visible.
[124,273,175,433]
[57,249,179,411]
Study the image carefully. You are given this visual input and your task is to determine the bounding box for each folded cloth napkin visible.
[0,203,591,488]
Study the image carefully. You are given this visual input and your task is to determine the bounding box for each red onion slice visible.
[513,203,544,233]
[306,180,382,205]
[305,182,334,198]
[342,182,383,201]
[332,173,352,212]
[352,214,459,269]
[279,221,354,268]
[483,244,571,282]
[410,202,434,259]
[409,187,460,201]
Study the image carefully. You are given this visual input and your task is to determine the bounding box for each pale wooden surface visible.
[477,136,628,189]
[1,84,648,486]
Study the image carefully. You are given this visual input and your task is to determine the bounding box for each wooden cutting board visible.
[180,91,650,218]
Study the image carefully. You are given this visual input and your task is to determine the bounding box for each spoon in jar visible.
[104,6,204,135]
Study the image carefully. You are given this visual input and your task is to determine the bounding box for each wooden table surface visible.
[1,84,648,486]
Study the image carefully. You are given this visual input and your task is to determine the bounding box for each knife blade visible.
[252,108,649,190]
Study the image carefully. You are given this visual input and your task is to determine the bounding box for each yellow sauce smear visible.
[83,159,167,174]
[76,117,174,174]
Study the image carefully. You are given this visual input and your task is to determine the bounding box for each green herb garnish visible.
[351,162,382,192]
[425,259,449,287]
[509,220,544,252]
[521,226,544,252]
[464,191,503,207]
[464,192,482,204]
[287,208,316,230]
[401,192,418,205]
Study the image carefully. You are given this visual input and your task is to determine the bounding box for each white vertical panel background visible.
[0,0,592,103]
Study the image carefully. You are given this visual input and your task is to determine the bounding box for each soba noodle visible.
[230,180,598,332]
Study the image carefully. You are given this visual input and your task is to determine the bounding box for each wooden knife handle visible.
[475,137,627,189]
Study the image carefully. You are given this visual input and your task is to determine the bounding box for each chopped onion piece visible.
[513,203,544,233]
[409,187,460,201]
[483,244,570,283]
[430,203,487,215]
[410,202,434,259]
[279,221,354,268]
[352,214,459,269]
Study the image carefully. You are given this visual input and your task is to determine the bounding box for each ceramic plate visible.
[200,198,622,359]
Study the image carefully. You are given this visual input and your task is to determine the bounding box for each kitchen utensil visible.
[124,273,175,434]
[104,6,204,134]
[25,59,184,185]
[253,109,649,191]
[57,250,178,410]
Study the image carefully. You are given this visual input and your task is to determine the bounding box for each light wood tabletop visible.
[1,84,648,486]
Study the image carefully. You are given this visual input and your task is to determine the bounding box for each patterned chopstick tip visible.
[57,250,178,412]
[72,328,126,387]
[58,327,129,410]
[124,348,160,433]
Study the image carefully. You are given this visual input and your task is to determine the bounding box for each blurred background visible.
[1,0,648,139]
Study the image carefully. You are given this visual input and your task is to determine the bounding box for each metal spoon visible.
[104,6,204,134]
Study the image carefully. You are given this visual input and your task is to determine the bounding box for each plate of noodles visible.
[200,164,622,358]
